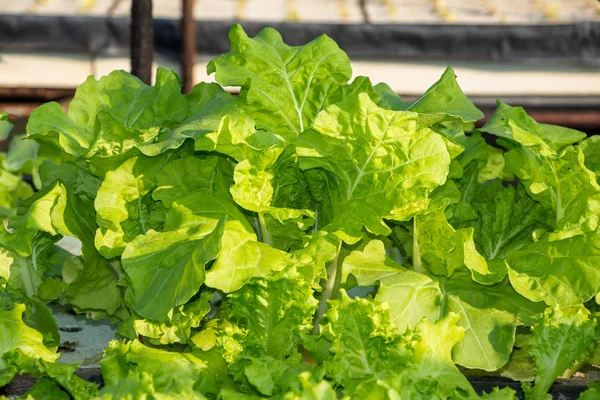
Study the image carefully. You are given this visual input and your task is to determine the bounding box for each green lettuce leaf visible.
[94,154,170,258]
[405,67,484,124]
[131,291,213,345]
[297,93,451,243]
[342,243,543,372]
[317,291,411,395]
[506,230,600,306]
[526,305,597,400]
[481,101,585,156]
[399,210,490,279]
[579,135,600,178]
[204,223,293,293]
[27,68,188,157]
[208,24,352,141]
[0,302,58,364]
[1,350,98,400]
[374,67,483,125]
[121,219,223,321]
[100,340,230,398]
[217,274,317,360]
[0,111,13,140]
[398,314,478,399]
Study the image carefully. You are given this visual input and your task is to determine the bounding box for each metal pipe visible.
[181,0,196,93]
[131,0,154,85]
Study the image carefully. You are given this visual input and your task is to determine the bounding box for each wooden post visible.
[181,0,196,93]
[131,0,154,84]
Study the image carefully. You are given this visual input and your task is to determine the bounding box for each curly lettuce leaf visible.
[317,292,411,395]
[218,275,317,360]
[526,305,597,400]
[100,340,231,398]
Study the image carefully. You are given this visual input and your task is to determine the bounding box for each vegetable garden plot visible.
[1,24,600,399]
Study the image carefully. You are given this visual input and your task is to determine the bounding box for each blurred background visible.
[0,0,599,147]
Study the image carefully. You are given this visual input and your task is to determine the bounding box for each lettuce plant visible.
[1,25,599,399]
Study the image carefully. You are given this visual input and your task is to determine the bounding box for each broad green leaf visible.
[578,382,600,400]
[467,180,542,261]
[6,237,68,301]
[17,377,70,400]
[0,302,58,363]
[61,251,124,318]
[0,163,34,218]
[0,111,13,140]
[208,24,352,141]
[376,270,442,334]
[579,135,600,178]
[132,292,213,344]
[451,179,544,283]
[405,67,484,124]
[297,93,451,243]
[153,155,234,207]
[291,231,341,283]
[377,270,541,371]
[204,224,292,293]
[85,113,159,162]
[499,334,535,382]
[3,135,39,174]
[163,191,254,236]
[445,294,516,371]
[27,102,91,157]
[341,239,405,286]
[27,68,187,157]
[527,306,597,400]
[39,160,101,199]
[407,210,490,279]
[121,220,224,321]
[481,101,585,155]
[1,183,63,256]
[138,83,238,157]
[506,230,600,306]
[373,82,412,110]
[94,155,170,258]
[504,146,600,237]
[194,113,283,169]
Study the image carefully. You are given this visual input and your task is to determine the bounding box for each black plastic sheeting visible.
[0,14,599,65]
